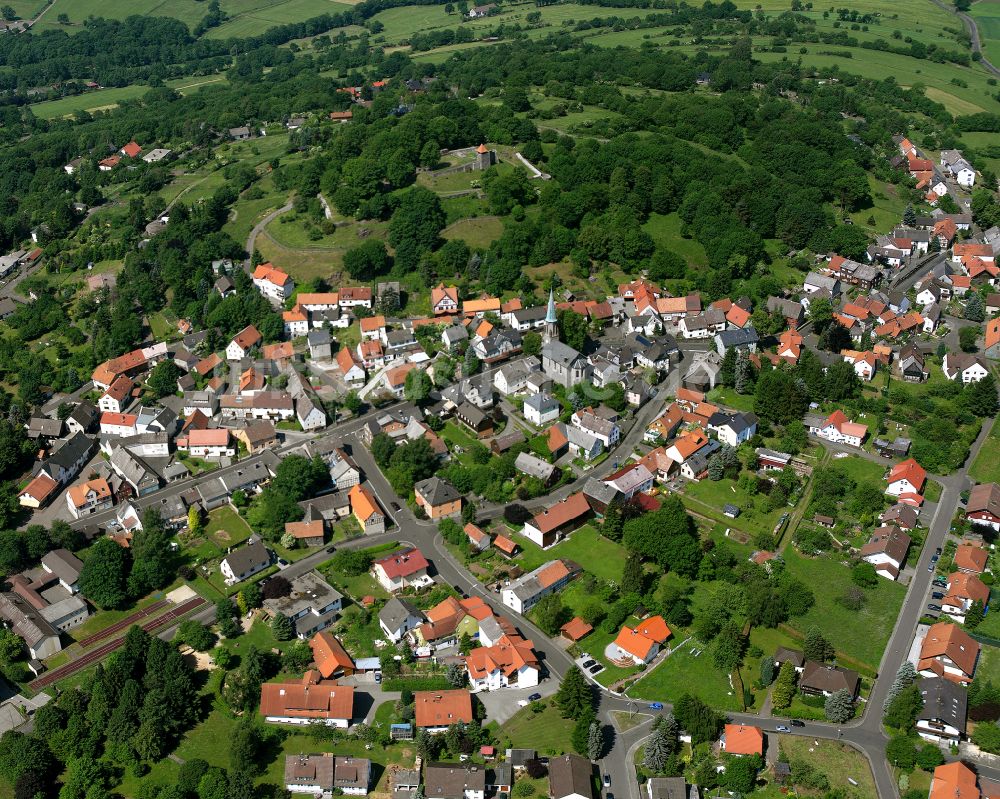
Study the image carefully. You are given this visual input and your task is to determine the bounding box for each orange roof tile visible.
[259,679,353,720]
[560,617,592,641]
[888,458,927,492]
[414,690,473,728]
[724,724,764,755]
[360,315,386,333]
[348,484,382,522]
[252,263,291,287]
[309,631,354,678]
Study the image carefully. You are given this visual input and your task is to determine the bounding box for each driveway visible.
[475,681,558,726]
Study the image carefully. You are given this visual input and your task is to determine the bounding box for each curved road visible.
[243,201,293,274]
[930,0,1000,77]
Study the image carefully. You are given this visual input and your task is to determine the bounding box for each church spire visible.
[544,287,559,343]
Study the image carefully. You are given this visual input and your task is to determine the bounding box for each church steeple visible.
[544,287,558,343]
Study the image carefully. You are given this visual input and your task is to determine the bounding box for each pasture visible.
[971,0,1000,66]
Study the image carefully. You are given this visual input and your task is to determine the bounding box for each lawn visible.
[705,386,755,413]
[682,477,786,539]
[68,592,171,643]
[642,212,708,268]
[440,420,481,463]
[512,524,627,583]
[970,420,1000,483]
[776,736,878,799]
[496,699,575,755]
[628,641,744,711]
[29,85,150,119]
[204,505,254,549]
[441,216,504,248]
[971,0,1000,67]
[974,642,1000,684]
[783,548,905,672]
[828,453,886,487]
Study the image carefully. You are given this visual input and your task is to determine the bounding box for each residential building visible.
[284,519,326,548]
[806,409,868,447]
[942,572,990,624]
[707,411,758,447]
[284,753,337,796]
[955,543,989,574]
[603,463,653,499]
[220,539,271,585]
[885,458,927,501]
[378,597,424,642]
[252,263,294,302]
[943,352,990,383]
[918,622,980,684]
[424,764,486,799]
[65,477,112,519]
[414,690,473,733]
[178,428,235,458]
[414,476,462,519]
[524,392,560,426]
[860,526,911,580]
[259,675,354,727]
[927,763,981,799]
[799,661,860,698]
[432,284,460,315]
[371,548,431,593]
[721,724,764,756]
[263,571,343,638]
[465,634,540,692]
[309,631,355,678]
[349,484,386,535]
[548,754,594,799]
[570,409,619,448]
[917,677,967,742]
[227,324,262,361]
[522,492,591,548]
[609,615,672,665]
[967,482,1000,531]
[501,559,581,614]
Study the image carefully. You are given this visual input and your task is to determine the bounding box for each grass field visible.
[28,0,351,37]
[683,477,787,538]
[642,212,709,268]
[497,700,575,755]
[970,419,1000,483]
[513,524,627,583]
[441,216,504,248]
[784,547,905,671]
[972,0,1000,66]
[777,736,878,799]
[628,642,744,711]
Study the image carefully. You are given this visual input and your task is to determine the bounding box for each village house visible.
[227,325,262,361]
[799,661,860,699]
[916,677,967,743]
[885,458,927,503]
[941,572,990,624]
[178,428,235,459]
[348,484,386,535]
[259,674,355,727]
[918,622,980,684]
[262,572,343,638]
[424,763,486,799]
[943,352,990,383]
[720,724,764,756]
[465,634,540,692]
[252,263,294,302]
[65,477,113,519]
[609,615,671,666]
[522,492,591,548]
[523,392,560,426]
[414,476,462,519]
[806,409,868,448]
[860,525,911,581]
[414,689,473,734]
[378,597,424,642]
[220,539,271,585]
[967,482,1000,531]
[371,548,431,593]
[501,559,581,614]
[548,754,595,799]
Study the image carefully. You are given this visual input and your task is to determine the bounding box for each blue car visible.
[649,702,664,710]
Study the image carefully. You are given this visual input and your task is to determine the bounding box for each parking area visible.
[475,681,558,726]
[574,651,606,680]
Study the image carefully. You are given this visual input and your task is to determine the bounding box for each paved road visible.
[929,0,1000,78]
[243,202,292,275]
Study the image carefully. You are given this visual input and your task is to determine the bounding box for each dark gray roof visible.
[800,660,859,695]
[415,476,461,506]
[222,540,270,575]
[379,597,422,631]
[918,677,967,728]
[715,326,759,347]
[548,754,593,799]
[424,764,486,799]
[47,433,94,470]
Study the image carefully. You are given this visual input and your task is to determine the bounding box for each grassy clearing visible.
[496,700,575,755]
[642,212,708,267]
[628,643,743,711]
[67,592,170,643]
[971,420,1000,483]
[29,85,150,119]
[777,735,878,798]
[784,547,905,671]
[972,0,1000,66]
[512,524,627,583]
[974,642,1000,684]
[441,216,504,248]
[683,477,786,538]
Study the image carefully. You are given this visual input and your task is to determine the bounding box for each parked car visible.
[276,558,289,569]
[775,725,790,732]
[928,603,942,612]
[603,775,611,788]
[928,563,935,572]
[390,502,401,511]
[935,547,943,555]
[931,554,940,563]
[588,663,604,675]
[528,693,542,702]
[582,659,597,669]
[326,545,336,553]
[932,591,945,600]
[374,672,382,684]
[791,720,805,728]
[649,702,664,710]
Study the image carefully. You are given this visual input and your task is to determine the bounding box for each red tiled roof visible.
[310,631,355,678]
[414,690,473,727]
[373,548,429,579]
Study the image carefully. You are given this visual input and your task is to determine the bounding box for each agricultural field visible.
[971,0,1000,66]
[27,0,352,37]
